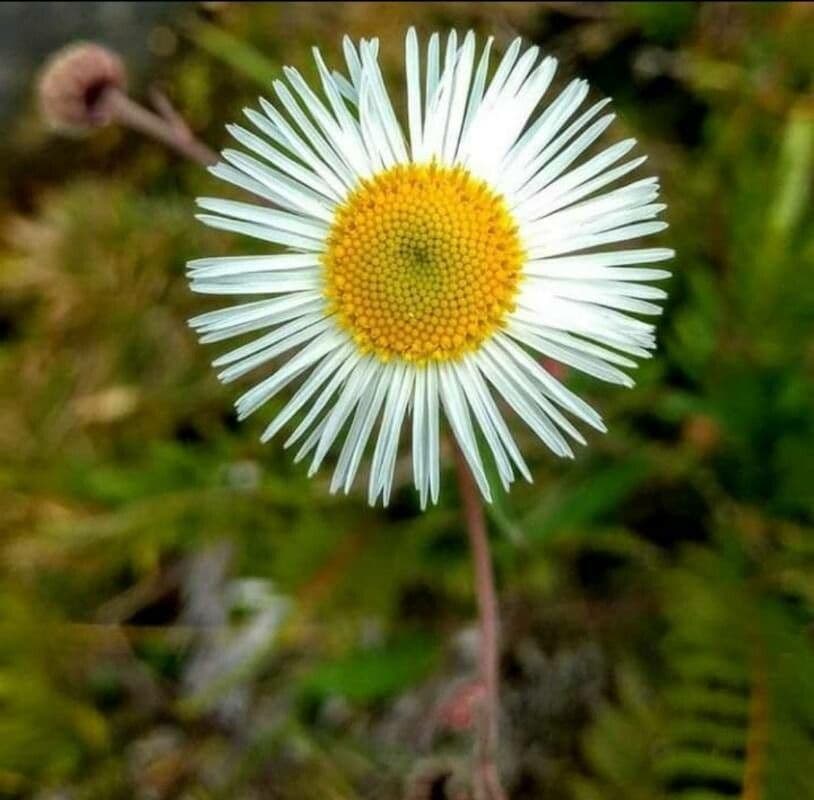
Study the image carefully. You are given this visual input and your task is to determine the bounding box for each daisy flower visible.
[187,30,673,508]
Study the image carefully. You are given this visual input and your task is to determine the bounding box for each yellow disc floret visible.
[323,163,524,362]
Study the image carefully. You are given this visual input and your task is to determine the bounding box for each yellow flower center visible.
[322,163,524,362]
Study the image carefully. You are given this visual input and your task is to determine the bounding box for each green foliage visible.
[191,21,280,88]
[575,534,814,800]
[620,2,697,45]
[0,3,812,798]
[298,635,440,704]
[0,593,108,793]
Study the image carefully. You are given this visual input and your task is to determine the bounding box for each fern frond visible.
[741,644,768,800]
[573,535,814,800]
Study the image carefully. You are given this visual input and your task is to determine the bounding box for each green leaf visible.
[297,635,440,704]
[191,21,280,87]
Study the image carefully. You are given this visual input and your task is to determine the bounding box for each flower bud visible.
[37,42,126,132]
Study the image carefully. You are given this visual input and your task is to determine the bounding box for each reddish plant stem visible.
[102,87,218,167]
[454,446,507,800]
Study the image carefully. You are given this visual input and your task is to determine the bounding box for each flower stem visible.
[453,445,507,800]
[102,87,218,167]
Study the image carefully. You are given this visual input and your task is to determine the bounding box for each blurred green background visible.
[1,2,813,798]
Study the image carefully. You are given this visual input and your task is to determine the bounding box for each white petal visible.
[197,300,326,344]
[516,121,626,213]
[213,312,326,367]
[196,213,324,252]
[481,37,522,105]
[567,201,668,237]
[235,328,346,420]
[342,35,362,88]
[274,75,352,175]
[216,316,333,384]
[404,28,424,162]
[441,31,476,163]
[426,363,441,506]
[513,296,657,355]
[189,291,323,336]
[207,162,288,208]
[411,367,426,494]
[264,87,359,190]
[475,348,575,457]
[261,343,358,443]
[331,70,357,105]
[308,357,380,475]
[490,334,606,431]
[221,149,335,222]
[462,52,558,182]
[360,41,409,164]
[196,197,329,241]
[492,76,586,192]
[501,44,541,97]
[312,49,372,172]
[526,248,675,277]
[368,363,412,505]
[379,368,415,506]
[522,279,664,316]
[454,36,520,162]
[519,137,638,221]
[425,33,440,119]
[284,348,362,448]
[512,322,642,366]
[245,105,355,193]
[358,81,391,170]
[438,362,492,502]
[503,94,609,192]
[187,253,321,278]
[549,278,668,300]
[190,273,321,296]
[332,364,389,495]
[529,177,661,230]
[463,356,531,483]
[528,220,668,257]
[455,361,514,490]
[420,30,458,162]
[459,35,493,145]
[506,321,635,388]
[227,122,342,201]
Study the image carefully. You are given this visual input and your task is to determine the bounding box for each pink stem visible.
[102,87,218,167]
[454,446,507,800]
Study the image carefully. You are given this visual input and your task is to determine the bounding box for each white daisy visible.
[187,29,673,508]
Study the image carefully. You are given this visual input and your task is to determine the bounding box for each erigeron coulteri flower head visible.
[188,30,673,508]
